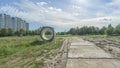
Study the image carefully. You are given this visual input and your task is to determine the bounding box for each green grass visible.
[56,34,107,38]
[72,34,107,38]
[0,36,63,68]
[56,34,72,37]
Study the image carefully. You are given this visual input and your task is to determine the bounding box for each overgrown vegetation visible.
[0,28,41,37]
[67,24,120,36]
[0,36,63,68]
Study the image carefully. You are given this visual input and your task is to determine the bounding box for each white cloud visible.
[36,2,47,6]
[0,0,74,27]
[48,7,62,12]
[70,0,120,17]
[0,0,120,31]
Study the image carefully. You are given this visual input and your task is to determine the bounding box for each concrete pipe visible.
[40,27,55,42]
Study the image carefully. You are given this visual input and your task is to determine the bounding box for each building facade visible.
[0,14,6,28]
[11,17,18,31]
[5,15,12,28]
[0,14,29,31]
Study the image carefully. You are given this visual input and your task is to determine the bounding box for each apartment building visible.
[0,14,29,31]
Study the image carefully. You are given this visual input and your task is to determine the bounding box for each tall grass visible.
[0,36,63,68]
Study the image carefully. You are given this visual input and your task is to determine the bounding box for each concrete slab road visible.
[66,37,120,68]
[66,59,120,68]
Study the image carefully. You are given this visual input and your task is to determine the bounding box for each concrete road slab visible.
[71,42,95,46]
[68,45,113,58]
[66,59,120,68]
[66,37,120,68]
[71,38,85,43]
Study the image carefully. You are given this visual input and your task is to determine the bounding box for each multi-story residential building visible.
[0,14,29,31]
[26,23,29,31]
[5,15,12,28]
[22,21,27,31]
[17,18,22,30]
[11,17,18,31]
[0,14,6,28]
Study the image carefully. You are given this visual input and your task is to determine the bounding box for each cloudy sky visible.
[0,0,120,32]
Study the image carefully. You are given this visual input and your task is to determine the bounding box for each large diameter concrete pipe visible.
[40,27,55,42]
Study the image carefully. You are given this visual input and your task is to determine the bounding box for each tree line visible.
[1,24,120,37]
[67,24,120,36]
[0,28,41,37]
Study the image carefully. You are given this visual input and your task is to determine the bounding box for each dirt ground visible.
[44,37,120,68]
[66,37,120,68]
[83,36,120,59]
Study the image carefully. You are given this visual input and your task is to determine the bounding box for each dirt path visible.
[65,37,120,68]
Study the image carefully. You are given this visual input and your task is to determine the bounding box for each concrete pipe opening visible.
[40,27,55,42]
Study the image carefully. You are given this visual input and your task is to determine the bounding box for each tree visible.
[19,29,25,36]
[67,26,100,35]
[15,29,25,36]
[87,26,99,35]
[99,26,107,35]
[27,31,32,36]
[68,28,76,35]
[75,27,79,35]
[114,24,120,35]
[34,30,40,35]
[8,28,14,36]
[15,30,20,36]
[0,28,8,36]
[106,24,114,35]
[26,31,29,36]
[79,26,88,35]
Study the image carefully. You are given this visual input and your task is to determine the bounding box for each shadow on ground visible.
[31,40,46,46]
